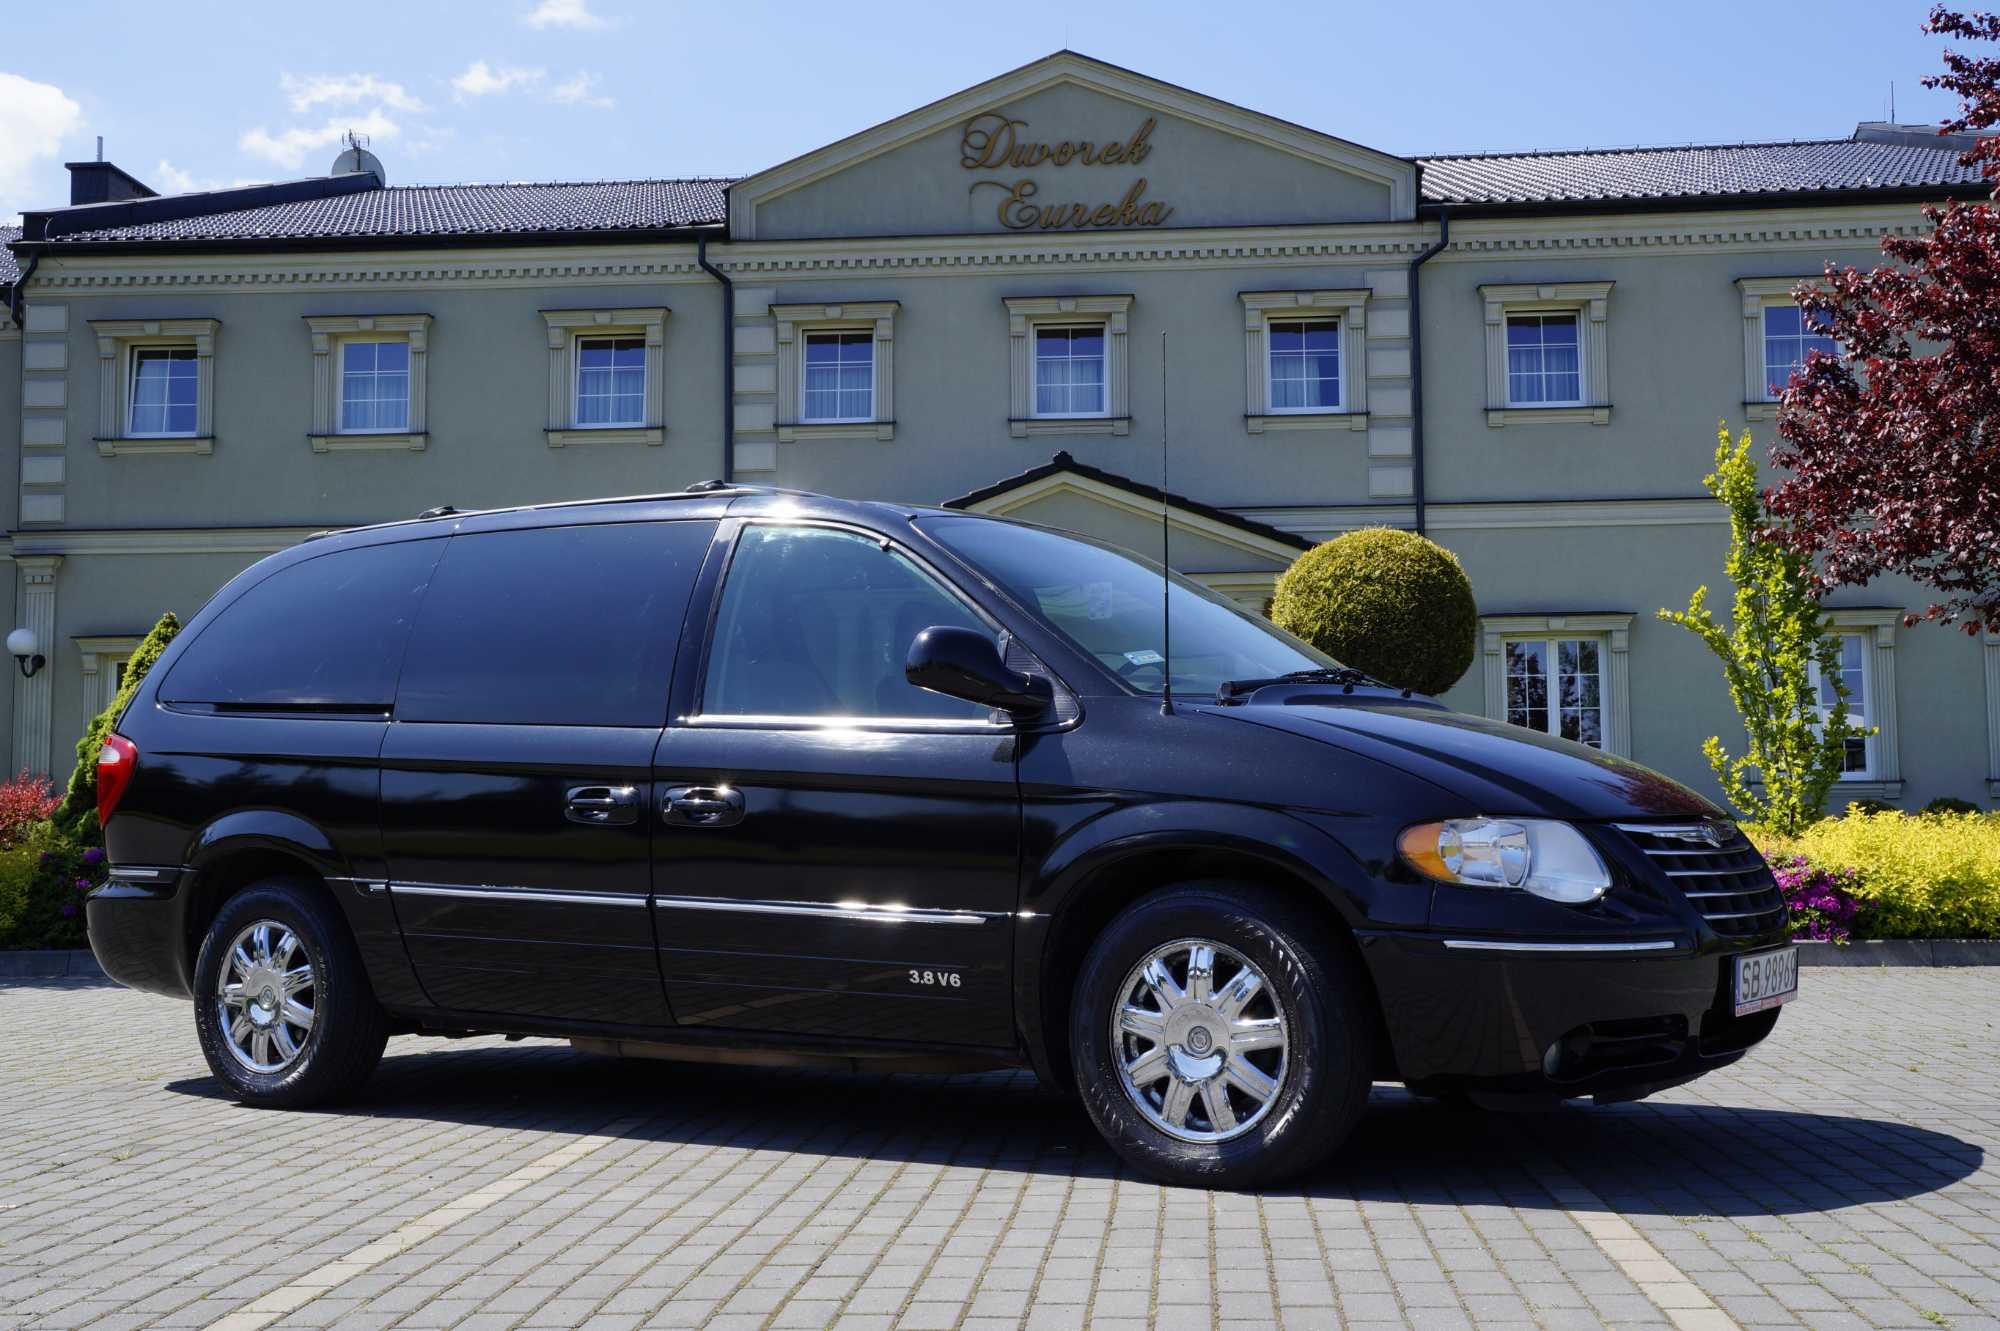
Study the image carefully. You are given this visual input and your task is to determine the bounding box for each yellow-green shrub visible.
[1751,807,2000,939]
[0,844,36,940]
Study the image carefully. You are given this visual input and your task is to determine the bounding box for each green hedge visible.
[1753,807,2000,939]
[1269,528,1478,696]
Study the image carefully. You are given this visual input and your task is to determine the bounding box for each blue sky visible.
[0,0,1969,224]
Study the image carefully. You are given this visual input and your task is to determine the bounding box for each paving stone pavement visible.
[2,969,1996,1331]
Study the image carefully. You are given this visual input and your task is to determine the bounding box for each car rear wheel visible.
[1070,882,1374,1188]
[192,879,387,1107]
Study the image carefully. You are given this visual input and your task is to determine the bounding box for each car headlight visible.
[1396,818,1612,904]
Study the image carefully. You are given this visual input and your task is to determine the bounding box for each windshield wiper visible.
[1214,667,1394,705]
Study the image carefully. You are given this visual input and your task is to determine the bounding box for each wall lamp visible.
[7,628,44,679]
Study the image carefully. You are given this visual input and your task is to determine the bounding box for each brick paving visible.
[1,969,1995,1331]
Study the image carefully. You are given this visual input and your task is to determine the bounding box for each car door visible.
[381,517,715,1026]
[651,519,1021,1048]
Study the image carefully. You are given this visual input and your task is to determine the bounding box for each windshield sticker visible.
[1086,581,1115,620]
[1123,649,1164,666]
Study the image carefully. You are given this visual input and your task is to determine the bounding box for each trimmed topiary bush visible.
[54,610,179,835]
[1269,527,1477,696]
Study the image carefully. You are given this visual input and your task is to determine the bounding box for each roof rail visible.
[416,505,459,519]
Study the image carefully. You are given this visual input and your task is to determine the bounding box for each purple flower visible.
[73,878,90,893]
[59,903,78,918]
[38,851,53,864]
[1770,854,1864,943]
[82,848,104,866]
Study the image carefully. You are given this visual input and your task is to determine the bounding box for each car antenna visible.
[1159,328,1173,718]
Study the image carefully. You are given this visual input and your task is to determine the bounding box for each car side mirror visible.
[905,626,1052,719]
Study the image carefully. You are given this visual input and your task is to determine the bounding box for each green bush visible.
[1752,808,2000,939]
[0,844,33,940]
[54,610,178,835]
[1269,528,1477,696]
[1922,796,1983,816]
[0,821,104,950]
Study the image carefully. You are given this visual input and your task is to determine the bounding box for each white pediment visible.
[729,52,1417,240]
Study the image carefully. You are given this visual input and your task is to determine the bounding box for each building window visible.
[1480,613,1632,756]
[1505,314,1582,406]
[1810,632,1873,778]
[1005,294,1132,437]
[306,314,431,452]
[541,308,668,446]
[773,302,898,442]
[1504,636,1604,748]
[1033,326,1108,418]
[76,635,144,712]
[1268,320,1340,412]
[576,336,647,426]
[1238,290,1369,433]
[89,318,219,456]
[1760,304,1836,399]
[339,340,412,433]
[128,347,200,436]
[1479,283,1612,426]
[803,331,876,423]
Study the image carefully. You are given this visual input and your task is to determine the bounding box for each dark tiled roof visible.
[1417,138,1985,206]
[944,451,1314,551]
[47,179,731,244]
[0,227,20,286]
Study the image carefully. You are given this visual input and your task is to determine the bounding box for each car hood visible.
[1205,698,1722,822]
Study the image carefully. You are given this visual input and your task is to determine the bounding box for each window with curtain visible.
[1033,325,1107,417]
[1762,304,1837,399]
[1809,633,1872,776]
[339,340,411,433]
[1267,319,1340,412]
[1504,636,1604,748]
[575,336,647,426]
[128,347,199,436]
[802,331,874,422]
[1505,314,1582,406]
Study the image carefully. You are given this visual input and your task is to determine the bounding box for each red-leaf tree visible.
[1768,6,2000,632]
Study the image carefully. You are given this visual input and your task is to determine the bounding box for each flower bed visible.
[1752,807,2000,941]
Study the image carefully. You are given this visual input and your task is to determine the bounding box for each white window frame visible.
[1808,631,1876,781]
[1479,283,1612,427]
[124,345,202,439]
[1480,613,1632,756]
[76,635,143,712]
[1737,277,1833,420]
[336,337,415,437]
[1809,610,1902,799]
[1005,294,1132,437]
[539,308,669,446]
[89,318,219,456]
[305,314,431,452]
[574,335,648,428]
[773,302,897,442]
[1238,289,1369,433]
[799,329,877,424]
[1029,323,1111,421]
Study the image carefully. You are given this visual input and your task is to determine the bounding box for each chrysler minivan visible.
[87,486,1795,1187]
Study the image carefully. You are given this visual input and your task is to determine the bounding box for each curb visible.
[1797,939,2000,967]
[0,949,107,980]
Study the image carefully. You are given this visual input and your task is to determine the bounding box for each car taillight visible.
[97,734,138,827]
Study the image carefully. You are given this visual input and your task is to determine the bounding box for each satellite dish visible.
[330,131,386,185]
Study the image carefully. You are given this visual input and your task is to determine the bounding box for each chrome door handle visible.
[565,785,640,826]
[662,785,746,828]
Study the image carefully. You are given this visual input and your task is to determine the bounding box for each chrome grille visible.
[1612,820,1788,937]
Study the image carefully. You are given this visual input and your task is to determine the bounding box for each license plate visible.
[1732,946,1799,1016]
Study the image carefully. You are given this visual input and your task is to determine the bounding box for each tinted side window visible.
[397,521,714,727]
[702,525,991,721]
[161,538,443,707]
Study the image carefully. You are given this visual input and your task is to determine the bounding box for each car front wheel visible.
[192,879,387,1107]
[1070,882,1374,1188]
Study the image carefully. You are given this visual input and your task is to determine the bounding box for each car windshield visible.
[921,516,1339,697]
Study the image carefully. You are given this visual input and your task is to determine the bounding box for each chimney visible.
[65,159,158,206]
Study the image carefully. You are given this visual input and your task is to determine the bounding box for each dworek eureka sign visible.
[961,112,1175,231]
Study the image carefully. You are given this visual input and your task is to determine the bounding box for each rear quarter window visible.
[395,520,715,727]
[160,538,444,708]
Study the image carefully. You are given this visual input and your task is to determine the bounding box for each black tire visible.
[1070,881,1374,1189]
[192,878,387,1108]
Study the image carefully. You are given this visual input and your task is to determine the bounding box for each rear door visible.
[381,518,715,1025]
[651,520,1021,1048]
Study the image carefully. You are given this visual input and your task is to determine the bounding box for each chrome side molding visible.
[1440,938,1679,954]
[388,882,648,908]
[651,896,998,926]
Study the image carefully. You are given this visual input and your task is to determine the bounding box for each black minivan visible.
[88,486,1797,1187]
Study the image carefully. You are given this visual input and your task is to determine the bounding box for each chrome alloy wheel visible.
[215,921,315,1075]
[1110,938,1288,1143]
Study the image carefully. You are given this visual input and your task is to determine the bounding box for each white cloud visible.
[239,108,400,171]
[451,60,546,100]
[524,0,609,29]
[550,71,614,109]
[152,160,262,194]
[281,73,424,114]
[0,72,82,216]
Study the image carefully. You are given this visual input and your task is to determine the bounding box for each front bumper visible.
[85,866,194,998]
[1357,929,1788,1102]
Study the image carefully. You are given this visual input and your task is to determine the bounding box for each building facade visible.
[3,54,1994,809]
